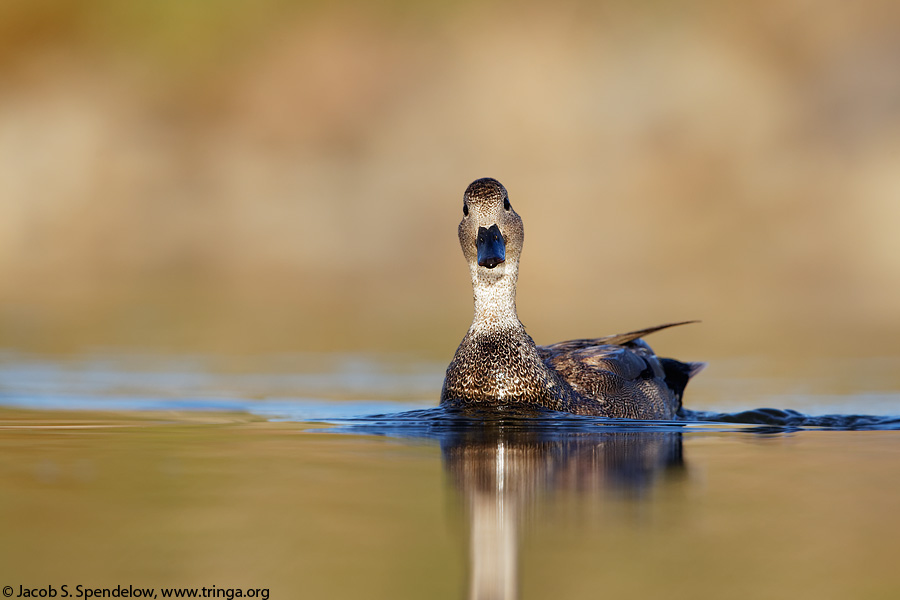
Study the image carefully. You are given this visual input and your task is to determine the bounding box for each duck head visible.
[459,178,524,285]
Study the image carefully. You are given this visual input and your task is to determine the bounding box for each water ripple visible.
[1,353,899,434]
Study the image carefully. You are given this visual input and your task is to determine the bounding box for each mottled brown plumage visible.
[441,177,704,419]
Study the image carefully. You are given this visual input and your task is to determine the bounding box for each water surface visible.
[1,353,899,599]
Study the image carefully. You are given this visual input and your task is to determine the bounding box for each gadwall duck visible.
[441,177,704,419]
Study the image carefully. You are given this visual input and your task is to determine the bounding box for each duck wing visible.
[536,321,703,418]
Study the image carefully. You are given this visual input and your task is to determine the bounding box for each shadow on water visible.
[322,406,900,600]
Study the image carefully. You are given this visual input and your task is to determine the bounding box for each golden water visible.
[1,354,898,599]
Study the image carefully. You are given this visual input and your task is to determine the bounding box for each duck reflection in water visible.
[441,427,685,600]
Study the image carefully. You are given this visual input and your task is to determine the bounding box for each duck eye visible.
[503,198,511,211]
[463,203,469,217]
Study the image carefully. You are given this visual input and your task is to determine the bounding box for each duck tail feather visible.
[600,320,700,346]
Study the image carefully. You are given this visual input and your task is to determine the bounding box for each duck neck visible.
[470,266,522,333]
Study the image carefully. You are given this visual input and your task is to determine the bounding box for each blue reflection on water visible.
[1,352,899,433]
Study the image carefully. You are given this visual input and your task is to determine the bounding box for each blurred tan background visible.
[1,0,898,359]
